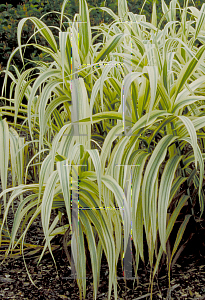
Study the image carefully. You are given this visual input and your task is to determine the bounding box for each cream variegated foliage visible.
[1,0,205,299]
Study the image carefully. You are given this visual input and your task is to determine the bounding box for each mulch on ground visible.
[0,230,205,300]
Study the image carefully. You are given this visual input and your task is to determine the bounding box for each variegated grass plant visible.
[1,0,205,299]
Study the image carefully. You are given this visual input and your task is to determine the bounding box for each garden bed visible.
[0,227,205,300]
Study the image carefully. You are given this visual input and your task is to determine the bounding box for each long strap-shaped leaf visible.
[17,17,58,62]
[0,118,9,207]
[158,155,182,252]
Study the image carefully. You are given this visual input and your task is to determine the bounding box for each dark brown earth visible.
[0,223,205,300]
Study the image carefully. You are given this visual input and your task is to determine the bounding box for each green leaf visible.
[94,33,124,64]
[0,119,9,207]
[158,155,182,252]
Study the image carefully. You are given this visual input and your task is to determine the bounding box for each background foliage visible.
[0,0,203,77]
